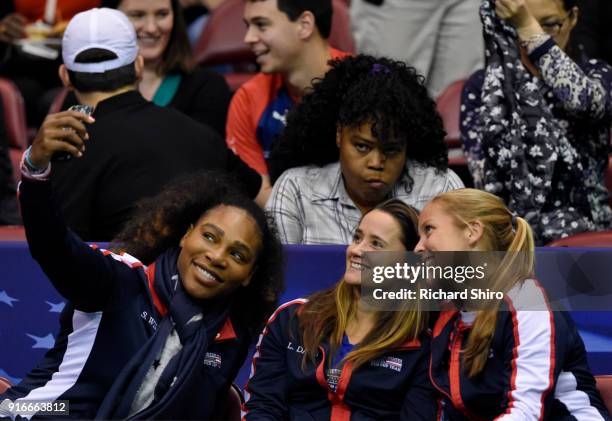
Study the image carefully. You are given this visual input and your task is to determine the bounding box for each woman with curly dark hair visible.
[2,118,284,420]
[267,54,464,245]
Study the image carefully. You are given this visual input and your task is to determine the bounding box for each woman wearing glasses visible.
[460,0,612,245]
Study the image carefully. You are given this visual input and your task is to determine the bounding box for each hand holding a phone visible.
[29,110,95,169]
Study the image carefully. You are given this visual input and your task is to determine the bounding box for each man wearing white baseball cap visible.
[61,7,138,75]
[21,7,266,242]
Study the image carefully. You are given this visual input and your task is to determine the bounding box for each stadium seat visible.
[436,79,472,185]
[211,383,243,421]
[193,0,254,67]
[547,231,612,248]
[0,226,26,241]
[0,376,11,394]
[48,87,70,114]
[596,375,612,414]
[436,79,465,149]
[329,0,355,53]
[0,78,28,184]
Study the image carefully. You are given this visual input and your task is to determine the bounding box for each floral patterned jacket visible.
[461,0,612,245]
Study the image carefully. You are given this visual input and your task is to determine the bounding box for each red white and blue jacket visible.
[242,299,438,420]
[0,177,251,420]
[429,278,611,420]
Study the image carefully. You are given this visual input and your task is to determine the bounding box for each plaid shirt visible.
[266,161,464,244]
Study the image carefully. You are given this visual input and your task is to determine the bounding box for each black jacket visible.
[62,67,232,138]
[430,279,611,420]
[50,90,260,241]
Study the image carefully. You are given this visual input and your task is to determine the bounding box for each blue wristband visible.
[24,146,47,174]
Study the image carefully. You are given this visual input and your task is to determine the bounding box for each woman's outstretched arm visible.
[20,111,146,312]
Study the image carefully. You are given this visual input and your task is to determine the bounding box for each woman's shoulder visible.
[465,68,485,85]
[404,162,465,192]
[460,68,486,101]
[181,66,227,85]
[260,298,308,326]
[92,246,147,270]
[174,67,230,98]
[271,298,308,317]
[505,278,552,311]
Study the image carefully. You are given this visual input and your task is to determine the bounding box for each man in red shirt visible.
[226,0,349,176]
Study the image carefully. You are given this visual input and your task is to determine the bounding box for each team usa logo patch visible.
[370,356,403,372]
[203,352,222,368]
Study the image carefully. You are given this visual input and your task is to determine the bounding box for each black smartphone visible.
[52,105,94,162]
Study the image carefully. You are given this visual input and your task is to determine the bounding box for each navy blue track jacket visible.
[243,299,439,420]
[0,177,249,420]
[429,278,611,421]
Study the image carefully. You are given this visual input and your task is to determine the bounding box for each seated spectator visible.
[571,0,612,66]
[67,0,231,138]
[46,8,267,241]
[0,1,100,126]
[267,55,464,245]
[350,0,484,97]
[226,0,349,176]
[179,0,226,46]
[416,188,611,420]
[244,199,437,420]
[461,0,612,244]
[0,101,20,225]
[0,166,283,418]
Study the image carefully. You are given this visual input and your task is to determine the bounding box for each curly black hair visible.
[268,54,448,184]
[110,171,285,335]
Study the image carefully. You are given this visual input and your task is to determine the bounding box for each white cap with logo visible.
[62,8,138,73]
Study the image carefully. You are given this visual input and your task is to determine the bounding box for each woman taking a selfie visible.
[0,109,283,420]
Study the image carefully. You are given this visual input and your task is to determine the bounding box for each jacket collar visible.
[93,89,146,119]
[215,318,237,342]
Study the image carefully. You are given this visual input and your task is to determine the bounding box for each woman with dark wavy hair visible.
[266,54,464,245]
[1,124,284,419]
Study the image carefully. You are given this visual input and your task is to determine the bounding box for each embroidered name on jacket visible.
[203,352,222,368]
[370,356,403,372]
[140,310,158,331]
[326,368,342,392]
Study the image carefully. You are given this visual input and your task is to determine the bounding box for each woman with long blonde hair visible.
[243,199,437,420]
[417,188,610,420]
